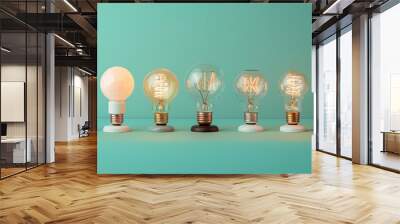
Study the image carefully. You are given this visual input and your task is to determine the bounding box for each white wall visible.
[55,67,89,141]
[71,73,89,138]
[55,67,69,141]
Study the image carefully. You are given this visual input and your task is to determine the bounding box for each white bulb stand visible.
[109,101,126,114]
[104,101,130,133]
[238,124,264,133]
[280,124,305,132]
[149,125,175,132]
[103,125,131,133]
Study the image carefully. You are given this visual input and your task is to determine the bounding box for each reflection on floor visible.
[373,150,400,170]
[0,135,400,223]
[0,162,41,178]
[0,167,25,178]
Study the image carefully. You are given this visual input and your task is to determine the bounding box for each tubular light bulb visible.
[280,72,308,132]
[235,70,268,132]
[100,66,134,132]
[186,64,222,132]
[143,68,179,132]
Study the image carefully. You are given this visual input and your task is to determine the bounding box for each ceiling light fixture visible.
[76,48,83,55]
[1,47,11,53]
[322,0,354,15]
[323,0,341,14]
[63,0,78,12]
[54,34,75,48]
[78,67,93,76]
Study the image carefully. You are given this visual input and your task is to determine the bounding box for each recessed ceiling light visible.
[1,47,11,53]
[63,0,78,12]
[78,67,93,76]
[322,0,354,15]
[54,34,75,48]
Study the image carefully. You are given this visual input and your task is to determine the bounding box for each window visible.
[371,3,400,171]
[317,35,337,154]
[316,26,353,159]
[339,28,352,158]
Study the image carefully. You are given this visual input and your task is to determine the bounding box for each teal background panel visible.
[97,119,312,174]
[97,3,312,120]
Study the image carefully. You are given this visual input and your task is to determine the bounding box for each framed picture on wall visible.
[1,81,25,122]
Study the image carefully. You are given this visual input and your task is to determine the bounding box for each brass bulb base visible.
[154,112,168,125]
[197,111,212,126]
[192,111,218,132]
[244,112,258,125]
[286,111,300,125]
[110,114,124,126]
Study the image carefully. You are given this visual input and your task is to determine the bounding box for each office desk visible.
[1,138,31,163]
[382,131,400,154]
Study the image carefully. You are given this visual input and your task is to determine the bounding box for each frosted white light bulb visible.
[100,66,135,132]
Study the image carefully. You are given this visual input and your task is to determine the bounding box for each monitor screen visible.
[1,123,7,137]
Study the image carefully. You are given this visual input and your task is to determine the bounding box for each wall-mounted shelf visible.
[98,119,312,174]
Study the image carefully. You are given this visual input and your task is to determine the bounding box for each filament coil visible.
[244,112,258,124]
[111,114,124,126]
[286,111,300,125]
[154,112,168,125]
[197,112,212,126]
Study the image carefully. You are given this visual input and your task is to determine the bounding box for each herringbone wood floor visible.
[1,135,400,224]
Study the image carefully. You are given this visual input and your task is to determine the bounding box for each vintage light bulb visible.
[280,71,308,132]
[143,68,179,132]
[186,64,222,132]
[100,66,134,132]
[235,70,268,132]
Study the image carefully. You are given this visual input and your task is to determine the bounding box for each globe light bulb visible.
[279,71,308,132]
[186,64,222,132]
[235,70,268,132]
[100,66,135,132]
[143,68,179,132]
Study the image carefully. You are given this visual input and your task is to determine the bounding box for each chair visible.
[79,121,90,138]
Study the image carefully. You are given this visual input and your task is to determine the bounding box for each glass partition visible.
[0,2,46,179]
[1,31,28,177]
